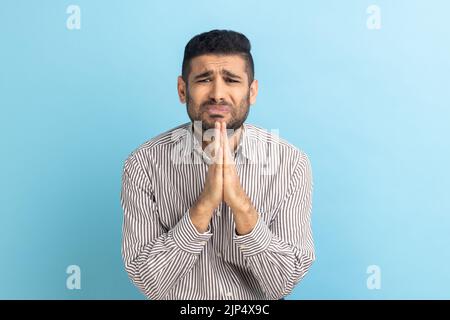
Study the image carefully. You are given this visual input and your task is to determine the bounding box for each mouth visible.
[206,105,230,115]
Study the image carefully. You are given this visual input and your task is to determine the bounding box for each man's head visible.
[177,30,258,131]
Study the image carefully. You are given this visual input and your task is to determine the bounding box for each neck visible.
[192,123,243,154]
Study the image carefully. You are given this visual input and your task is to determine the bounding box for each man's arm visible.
[219,121,315,299]
[232,153,315,299]
[121,153,213,300]
[121,123,223,299]
[218,122,315,299]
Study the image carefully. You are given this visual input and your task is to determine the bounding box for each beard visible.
[186,89,251,132]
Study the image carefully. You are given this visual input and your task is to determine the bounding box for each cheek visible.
[189,88,209,107]
[231,89,250,105]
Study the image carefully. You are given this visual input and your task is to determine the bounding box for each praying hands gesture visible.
[190,121,258,235]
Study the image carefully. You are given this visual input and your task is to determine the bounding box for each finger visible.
[213,121,221,163]
[217,139,223,167]
[222,122,232,165]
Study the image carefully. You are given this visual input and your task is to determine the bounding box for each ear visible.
[177,76,187,104]
[249,79,258,105]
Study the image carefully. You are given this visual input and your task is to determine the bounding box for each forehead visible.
[189,54,247,75]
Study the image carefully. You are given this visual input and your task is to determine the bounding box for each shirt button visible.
[239,245,247,250]
[217,252,222,258]
[200,241,207,246]
[216,211,221,217]
[225,292,233,297]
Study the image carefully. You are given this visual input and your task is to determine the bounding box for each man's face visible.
[178,54,258,131]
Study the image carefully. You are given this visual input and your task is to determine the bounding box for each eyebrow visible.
[193,69,243,81]
[193,70,213,80]
[222,70,242,79]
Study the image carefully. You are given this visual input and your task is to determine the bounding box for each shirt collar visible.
[176,122,258,164]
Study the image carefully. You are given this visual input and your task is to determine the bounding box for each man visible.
[121,30,315,300]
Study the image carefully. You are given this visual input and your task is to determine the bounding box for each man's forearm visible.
[232,198,259,235]
[189,196,216,233]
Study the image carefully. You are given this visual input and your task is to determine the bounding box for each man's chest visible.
[152,163,287,231]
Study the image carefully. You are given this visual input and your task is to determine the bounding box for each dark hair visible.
[182,29,254,84]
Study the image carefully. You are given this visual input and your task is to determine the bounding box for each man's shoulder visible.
[137,122,190,151]
[124,122,191,165]
[245,123,309,161]
[246,123,312,178]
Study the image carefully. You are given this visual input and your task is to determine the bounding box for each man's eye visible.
[198,79,211,83]
[226,78,239,83]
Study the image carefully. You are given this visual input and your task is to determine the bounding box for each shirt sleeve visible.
[120,152,212,300]
[233,151,315,299]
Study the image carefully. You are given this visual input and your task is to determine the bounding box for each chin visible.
[202,117,227,129]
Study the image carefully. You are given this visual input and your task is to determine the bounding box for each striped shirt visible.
[120,121,315,300]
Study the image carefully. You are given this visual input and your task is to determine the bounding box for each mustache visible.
[201,100,233,108]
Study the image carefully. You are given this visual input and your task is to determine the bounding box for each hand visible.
[221,122,258,235]
[190,122,223,232]
[190,121,258,235]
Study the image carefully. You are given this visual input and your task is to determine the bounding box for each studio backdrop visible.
[1,0,449,299]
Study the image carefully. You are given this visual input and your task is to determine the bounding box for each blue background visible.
[1,0,449,299]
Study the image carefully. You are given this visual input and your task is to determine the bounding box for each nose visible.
[208,78,226,103]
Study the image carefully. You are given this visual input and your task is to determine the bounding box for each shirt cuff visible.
[169,210,212,254]
[233,215,273,257]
